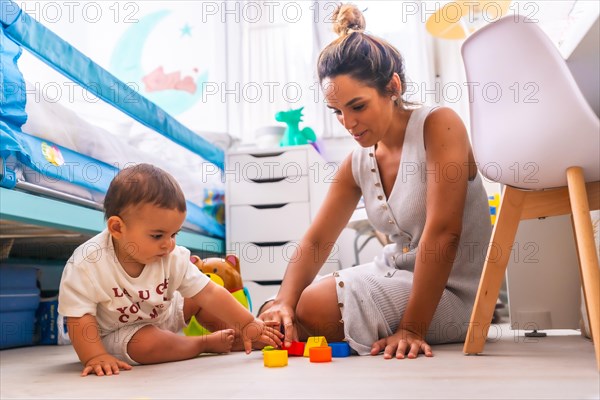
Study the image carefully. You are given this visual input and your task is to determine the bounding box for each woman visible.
[259,3,492,360]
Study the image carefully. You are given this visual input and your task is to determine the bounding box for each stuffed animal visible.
[184,255,252,337]
[190,254,243,292]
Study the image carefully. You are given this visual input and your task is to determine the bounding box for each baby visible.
[58,163,282,376]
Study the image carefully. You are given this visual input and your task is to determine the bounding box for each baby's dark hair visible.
[103,163,186,219]
[317,3,412,103]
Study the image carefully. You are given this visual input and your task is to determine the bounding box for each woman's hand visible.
[258,301,298,348]
[81,353,132,376]
[370,329,433,359]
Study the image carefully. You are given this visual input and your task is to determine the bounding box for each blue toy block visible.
[329,342,351,357]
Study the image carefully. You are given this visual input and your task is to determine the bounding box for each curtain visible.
[238,1,439,141]
[236,1,314,143]
[311,1,439,138]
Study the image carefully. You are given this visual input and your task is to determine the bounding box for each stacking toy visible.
[309,346,332,363]
[264,349,288,367]
[329,342,351,357]
[286,341,305,356]
[303,336,328,357]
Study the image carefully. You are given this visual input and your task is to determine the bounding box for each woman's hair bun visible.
[332,3,366,37]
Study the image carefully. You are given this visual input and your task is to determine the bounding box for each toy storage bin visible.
[0,266,40,349]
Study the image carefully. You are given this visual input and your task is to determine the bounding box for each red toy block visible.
[286,341,305,356]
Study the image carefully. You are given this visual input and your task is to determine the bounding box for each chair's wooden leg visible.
[464,185,526,354]
[566,167,600,370]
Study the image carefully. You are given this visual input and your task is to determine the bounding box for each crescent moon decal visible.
[110,9,206,115]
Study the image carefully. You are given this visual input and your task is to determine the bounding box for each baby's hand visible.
[241,318,284,354]
[81,353,132,377]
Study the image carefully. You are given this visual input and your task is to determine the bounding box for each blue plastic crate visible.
[0,309,38,349]
[0,267,40,349]
[0,267,37,290]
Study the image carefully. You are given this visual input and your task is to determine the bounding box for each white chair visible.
[461,15,600,369]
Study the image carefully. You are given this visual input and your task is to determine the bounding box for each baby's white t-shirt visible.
[58,229,210,335]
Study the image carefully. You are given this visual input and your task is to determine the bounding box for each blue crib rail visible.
[0,0,224,170]
[0,0,225,241]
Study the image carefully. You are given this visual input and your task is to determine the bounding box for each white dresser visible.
[226,145,338,284]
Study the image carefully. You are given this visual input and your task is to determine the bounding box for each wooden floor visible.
[1,324,598,399]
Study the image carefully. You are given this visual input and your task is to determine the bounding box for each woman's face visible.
[322,74,396,147]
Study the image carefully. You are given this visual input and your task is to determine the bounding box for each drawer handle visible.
[249,152,284,158]
[250,241,290,247]
[250,177,286,184]
[251,204,287,209]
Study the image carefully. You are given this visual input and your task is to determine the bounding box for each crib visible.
[1,1,226,265]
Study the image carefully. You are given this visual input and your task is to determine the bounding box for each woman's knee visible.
[295,277,343,339]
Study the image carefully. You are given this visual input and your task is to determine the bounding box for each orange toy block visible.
[263,349,288,367]
[303,336,328,357]
[309,346,332,363]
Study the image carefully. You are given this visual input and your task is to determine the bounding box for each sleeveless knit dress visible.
[332,106,492,355]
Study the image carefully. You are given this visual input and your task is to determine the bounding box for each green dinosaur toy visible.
[276,107,316,147]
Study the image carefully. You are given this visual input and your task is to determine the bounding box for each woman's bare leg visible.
[294,276,345,342]
[127,325,234,364]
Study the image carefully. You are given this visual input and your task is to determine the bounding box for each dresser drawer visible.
[228,150,308,180]
[235,241,341,282]
[228,175,309,205]
[235,241,300,281]
[228,203,310,243]
[243,281,281,315]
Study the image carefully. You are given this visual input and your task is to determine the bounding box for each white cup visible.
[255,125,286,148]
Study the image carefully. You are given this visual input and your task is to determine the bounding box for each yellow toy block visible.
[303,336,328,357]
[488,193,500,226]
[263,349,288,367]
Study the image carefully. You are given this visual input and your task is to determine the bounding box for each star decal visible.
[181,24,192,37]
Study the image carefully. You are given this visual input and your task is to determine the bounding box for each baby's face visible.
[117,203,186,267]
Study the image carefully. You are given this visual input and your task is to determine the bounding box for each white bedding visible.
[20,82,225,208]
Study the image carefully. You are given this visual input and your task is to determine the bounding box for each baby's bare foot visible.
[197,329,235,354]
